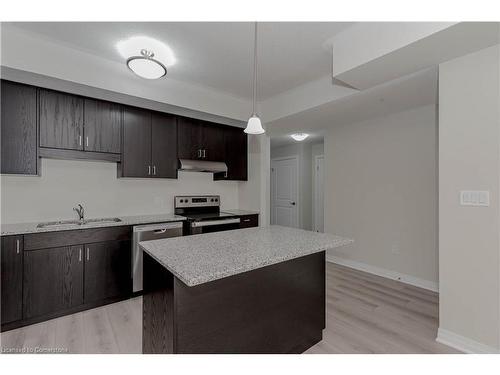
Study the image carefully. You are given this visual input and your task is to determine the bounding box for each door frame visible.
[313,154,324,232]
[270,155,300,227]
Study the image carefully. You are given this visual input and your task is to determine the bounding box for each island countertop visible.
[140,225,353,287]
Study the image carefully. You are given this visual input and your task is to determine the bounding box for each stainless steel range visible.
[174,195,240,235]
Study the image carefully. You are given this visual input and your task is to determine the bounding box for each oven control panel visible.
[174,195,220,208]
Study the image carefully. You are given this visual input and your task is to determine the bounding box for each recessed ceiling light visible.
[290,133,309,141]
[116,36,176,80]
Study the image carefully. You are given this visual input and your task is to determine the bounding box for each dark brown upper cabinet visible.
[39,89,84,150]
[214,126,248,181]
[1,235,23,325]
[177,117,225,162]
[1,81,38,175]
[202,121,226,162]
[177,116,203,160]
[84,98,121,154]
[120,107,177,178]
[121,106,151,177]
[152,112,178,178]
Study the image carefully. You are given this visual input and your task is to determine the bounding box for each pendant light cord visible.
[252,22,258,116]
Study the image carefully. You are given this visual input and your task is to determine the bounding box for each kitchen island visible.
[139,225,352,354]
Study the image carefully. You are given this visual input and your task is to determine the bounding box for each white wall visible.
[324,105,438,288]
[238,135,271,226]
[271,142,313,230]
[311,142,325,231]
[438,45,500,352]
[0,158,240,224]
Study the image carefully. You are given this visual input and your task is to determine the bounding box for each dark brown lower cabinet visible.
[1,236,23,325]
[23,245,84,319]
[84,240,131,303]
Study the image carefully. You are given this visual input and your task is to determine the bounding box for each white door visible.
[271,157,299,228]
[314,156,324,232]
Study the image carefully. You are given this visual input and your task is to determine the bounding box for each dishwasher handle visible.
[133,222,183,233]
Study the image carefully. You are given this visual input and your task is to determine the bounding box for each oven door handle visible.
[191,218,241,227]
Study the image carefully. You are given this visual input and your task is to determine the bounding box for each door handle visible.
[153,165,156,175]
[79,135,82,146]
[203,149,206,158]
[148,165,151,175]
[79,248,82,262]
[197,149,202,158]
[290,201,296,205]
[16,239,20,254]
[86,247,90,261]
[86,136,89,147]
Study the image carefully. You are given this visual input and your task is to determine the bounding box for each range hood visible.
[179,159,228,175]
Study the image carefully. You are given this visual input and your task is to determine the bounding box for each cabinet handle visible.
[197,149,201,158]
[203,149,206,158]
[16,239,20,254]
[79,248,82,262]
[86,136,89,147]
[79,135,82,146]
[243,219,251,222]
[86,247,90,261]
[148,165,151,175]
[153,165,156,175]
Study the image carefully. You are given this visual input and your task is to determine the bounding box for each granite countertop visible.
[140,225,353,287]
[0,213,186,236]
[221,209,260,216]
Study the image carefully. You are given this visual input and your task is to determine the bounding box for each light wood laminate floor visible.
[0,262,459,354]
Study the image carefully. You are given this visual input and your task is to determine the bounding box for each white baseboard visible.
[436,328,499,354]
[326,254,439,292]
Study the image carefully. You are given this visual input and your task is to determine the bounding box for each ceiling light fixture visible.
[117,36,176,80]
[244,22,265,135]
[127,49,167,79]
[291,133,309,141]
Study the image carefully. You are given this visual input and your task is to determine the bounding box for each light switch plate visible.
[460,190,490,206]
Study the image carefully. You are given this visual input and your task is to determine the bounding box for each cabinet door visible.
[177,116,203,159]
[1,81,38,175]
[84,240,131,304]
[84,98,121,153]
[39,89,84,150]
[23,245,84,319]
[122,106,151,177]
[151,112,178,178]
[215,127,248,181]
[202,122,225,161]
[1,236,23,324]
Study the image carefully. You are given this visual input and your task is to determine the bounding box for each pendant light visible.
[244,22,265,135]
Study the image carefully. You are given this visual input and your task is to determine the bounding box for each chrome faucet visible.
[73,204,85,222]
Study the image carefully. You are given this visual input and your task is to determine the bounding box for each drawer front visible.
[24,226,131,251]
[239,215,259,229]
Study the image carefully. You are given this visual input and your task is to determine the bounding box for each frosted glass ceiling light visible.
[290,133,309,141]
[117,36,176,80]
[244,22,265,135]
[127,49,167,79]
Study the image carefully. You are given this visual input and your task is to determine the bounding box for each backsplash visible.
[0,158,240,224]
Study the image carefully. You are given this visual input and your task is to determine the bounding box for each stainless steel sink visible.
[37,218,122,229]
[85,218,122,224]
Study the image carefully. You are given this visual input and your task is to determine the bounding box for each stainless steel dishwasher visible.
[132,222,183,292]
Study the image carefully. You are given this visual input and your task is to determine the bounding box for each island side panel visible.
[174,251,326,354]
[143,252,175,354]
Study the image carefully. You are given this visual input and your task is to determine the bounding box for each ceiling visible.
[7,22,353,100]
[270,133,324,148]
[266,67,438,136]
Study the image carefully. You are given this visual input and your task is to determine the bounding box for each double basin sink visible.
[37,217,122,229]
